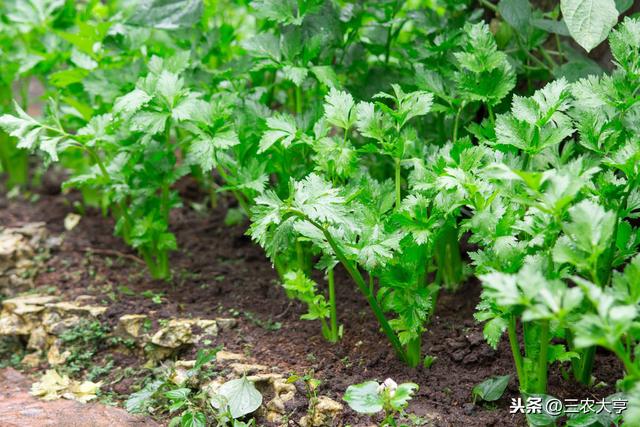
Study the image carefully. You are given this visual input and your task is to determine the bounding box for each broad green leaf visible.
[128,0,203,30]
[472,375,510,402]
[180,411,206,427]
[165,388,191,400]
[210,377,262,419]
[343,381,384,414]
[125,380,164,413]
[561,0,619,52]
[498,0,532,34]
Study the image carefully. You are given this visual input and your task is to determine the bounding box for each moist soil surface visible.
[0,181,623,426]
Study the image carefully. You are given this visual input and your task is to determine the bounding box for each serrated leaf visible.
[114,89,152,115]
[258,114,297,153]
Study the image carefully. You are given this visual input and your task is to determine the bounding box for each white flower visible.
[377,378,398,396]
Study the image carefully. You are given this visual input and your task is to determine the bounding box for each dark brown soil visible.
[0,181,623,426]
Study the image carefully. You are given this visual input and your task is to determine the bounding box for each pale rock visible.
[45,301,107,317]
[73,295,97,304]
[47,340,71,365]
[230,363,268,375]
[202,378,225,399]
[169,360,196,386]
[150,320,193,348]
[42,312,81,335]
[2,295,58,313]
[150,318,219,349]
[145,346,175,362]
[247,373,283,385]
[215,318,237,331]
[216,350,246,363]
[27,326,49,351]
[117,314,149,338]
[301,396,343,427]
[266,396,286,414]
[14,258,35,271]
[0,311,32,335]
[273,378,296,403]
[0,234,26,258]
[194,319,218,337]
[21,352,41,368]
[30,369,101,403]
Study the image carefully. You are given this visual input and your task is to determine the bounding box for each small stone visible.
[42,313,81,336]
[21,353,41,368]
[266,396,286,414]
[27,326,49,351]
[302,396,343,426]
[44,302,107,318]
[266,409,285,424]
[215,318,237,331]
[145,345,175,362]
[0,312,32,335]
[247,373,283,385]
[150,320,193,348]
[202,379,225,399]
[169,361,196,386]
[117,314,149,339]
[216,350,246,363]
[2,295,58,314]
[194,319,218,337]
[46,341,70,366]
[230,363,268,375]
[273,378,296,402]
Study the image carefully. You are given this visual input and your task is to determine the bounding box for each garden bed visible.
[0,183,622,426]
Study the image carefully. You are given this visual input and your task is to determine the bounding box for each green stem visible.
[394,157,401,210]
[405,337,422,368]
[452,103,464,142]
[487,104,495,126]
[577,347,595,385]
[434,224,462,290]
[613,342,640,379]
[328,267,338,342]
[536,321,550,393]
[295,85,302,116]
[162,119,172,222]
[216,166,251,215]
[293,211,406,361]
[539,47,557,70]
[296,239,307,273]
[478,0,498,12]
[508,315,525,391]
